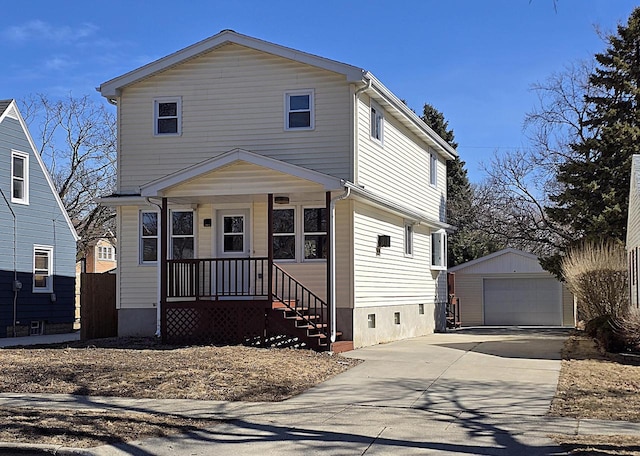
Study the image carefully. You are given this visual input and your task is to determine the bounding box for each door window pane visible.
[223,216,244,253]
[273,209,295,259]
[304,208,327,260]
[171,211,194,259]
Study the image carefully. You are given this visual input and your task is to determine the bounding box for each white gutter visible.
[145,197,163,338]
[330,187,351,343]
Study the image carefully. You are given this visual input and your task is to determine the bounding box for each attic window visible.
[285,90,314,130]
[154,97,181,136]
[11,151,29,205]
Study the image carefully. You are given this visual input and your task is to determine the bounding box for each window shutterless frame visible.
[430,153,438,187]
[370,100,384,144]
[404,222,414,257]
[33,245,53,293]
[284,89,314,130]
[154,97,182,136]
[431,229,447,269]
[140,211,159,264]
[11,150,29,204]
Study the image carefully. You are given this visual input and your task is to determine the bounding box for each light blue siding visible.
[0,112,76,336]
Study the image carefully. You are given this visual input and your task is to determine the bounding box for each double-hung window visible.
[154,97,181,136]
[33,245,53,292]
[11,151,28,204]
[273,208,296,260]
[370,101,384,143]
[431,230,446,269]
[285,90,314,130]
[140,211,158,263]
[303,208,327,260]
[171,211,194,259]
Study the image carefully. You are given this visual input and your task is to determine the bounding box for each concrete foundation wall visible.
[353,303,437,349]
[118,308,157,337]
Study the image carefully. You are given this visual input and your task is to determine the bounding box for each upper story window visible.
[370,101,384,144]
[273,208,296,260]
[11,151,29,204]
[98,246,114,261]
[140,211,158,264]
[285,90,314,130]
[154,97,181,136]
[430,153,438,187]
[33,245,53,292]
[431,230,446,269]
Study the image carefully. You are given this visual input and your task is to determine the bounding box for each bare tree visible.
[20,94,117,254]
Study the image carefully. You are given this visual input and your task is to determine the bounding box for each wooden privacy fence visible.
[80,273,117,340]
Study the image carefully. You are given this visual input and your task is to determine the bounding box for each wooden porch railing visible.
[167,257,269,300]
[272,263,329,340]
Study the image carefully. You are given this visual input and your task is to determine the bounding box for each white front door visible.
[216,210,250,296]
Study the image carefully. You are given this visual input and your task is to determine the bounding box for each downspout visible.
[329,187,350,343]
[145,197,162,337]
[0,188,18,337]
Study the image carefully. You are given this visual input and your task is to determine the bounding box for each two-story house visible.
[0,99,78,338]
[98,31,456,350]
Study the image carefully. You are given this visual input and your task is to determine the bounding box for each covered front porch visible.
[142,149,350,350]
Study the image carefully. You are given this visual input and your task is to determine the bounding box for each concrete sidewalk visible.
[0,331,80,348]
[2,328,639,455]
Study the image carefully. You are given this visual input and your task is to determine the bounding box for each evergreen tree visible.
[542,7,640,276]
[421,103,488,266]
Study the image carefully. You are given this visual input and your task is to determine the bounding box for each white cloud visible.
[4,20,98,44]
[44,55,76,71]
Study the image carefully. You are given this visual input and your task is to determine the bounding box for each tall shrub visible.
[561,240,629,321]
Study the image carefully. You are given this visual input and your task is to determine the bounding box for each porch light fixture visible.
[274,196,290,205]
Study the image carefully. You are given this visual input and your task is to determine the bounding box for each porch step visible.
[271,300,298,309]
[285,314,319,321]
[331,340,354,353]
[274,306,309,313]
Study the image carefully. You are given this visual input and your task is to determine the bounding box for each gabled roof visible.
[448,248,540,273]
[0,99,79,241]
[140,148,344,197]
[99,29,365,98]
[98,30,457,160]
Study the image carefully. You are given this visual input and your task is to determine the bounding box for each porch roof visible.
[140,148,345,197]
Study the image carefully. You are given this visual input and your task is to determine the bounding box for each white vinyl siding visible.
[120,206,159,309]
[117,44,351,193]
[356,94,446,221]
[353,201,435,308]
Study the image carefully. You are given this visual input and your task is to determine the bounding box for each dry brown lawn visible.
[551,333,640,455]
[0,337,360,449]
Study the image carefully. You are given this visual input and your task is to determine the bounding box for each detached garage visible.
[449,249,575,327]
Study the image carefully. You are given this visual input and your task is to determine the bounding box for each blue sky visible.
[1,0,637,183]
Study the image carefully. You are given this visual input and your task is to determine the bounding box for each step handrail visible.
[272,263,328,338]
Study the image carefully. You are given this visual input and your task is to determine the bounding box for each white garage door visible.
[483,278,562,326]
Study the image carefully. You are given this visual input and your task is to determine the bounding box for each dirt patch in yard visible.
[551,333,640,455]
[550,333,640,422]
[0,337,360,448]
[0,337,360,401]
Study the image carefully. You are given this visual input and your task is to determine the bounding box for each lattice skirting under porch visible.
[163,300,267,345]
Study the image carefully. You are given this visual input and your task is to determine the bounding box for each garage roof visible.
[448,248,546,275]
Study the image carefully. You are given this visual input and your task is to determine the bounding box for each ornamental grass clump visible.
[561,240,629,322]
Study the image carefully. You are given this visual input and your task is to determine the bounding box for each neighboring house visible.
[627,155,640,309]
[0,99,78,338]
[448,248,575,327]
[98,30,456,350]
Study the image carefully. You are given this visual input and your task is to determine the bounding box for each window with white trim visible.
[11,151,28,204]
[370,101,384,143]
[154,97,181,135]
[303,207,327,260]
[431,230,446,269]
[430,153,438,187]
[98,246,114,261]
[33,245,53,292]
[285,90,314,130]
[140,211,158,264]
[273,208,296,260]
[171,210,194,259]
[404,223,414,257]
